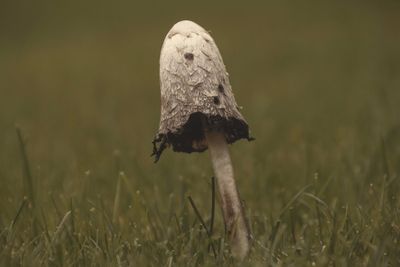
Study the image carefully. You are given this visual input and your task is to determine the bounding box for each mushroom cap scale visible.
[153,20,252,161]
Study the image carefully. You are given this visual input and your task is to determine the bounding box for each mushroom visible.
[152,20,253,259]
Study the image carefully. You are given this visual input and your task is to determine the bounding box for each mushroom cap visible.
[152,20,252,161]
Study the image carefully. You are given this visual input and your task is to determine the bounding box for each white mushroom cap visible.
[152,20,252,161]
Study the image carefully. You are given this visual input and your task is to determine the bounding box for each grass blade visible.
[16,126,35,207]
[188,196,217,259]
[10,198,27,229]
[113,173,122,224]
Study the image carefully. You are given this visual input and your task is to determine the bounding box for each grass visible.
[1,1,400,266]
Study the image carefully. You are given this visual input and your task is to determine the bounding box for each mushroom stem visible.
[204,128,250,260]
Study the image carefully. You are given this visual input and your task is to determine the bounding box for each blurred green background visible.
[1,0,400,266]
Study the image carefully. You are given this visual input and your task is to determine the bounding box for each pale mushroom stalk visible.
[203,126,250,259]
[153,20,253,260]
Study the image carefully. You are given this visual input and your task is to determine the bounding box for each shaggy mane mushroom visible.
[152,20,253,260]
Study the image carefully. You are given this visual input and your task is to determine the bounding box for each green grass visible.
[1,1,400,266]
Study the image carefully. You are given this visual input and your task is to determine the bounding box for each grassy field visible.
[1,1,400,266]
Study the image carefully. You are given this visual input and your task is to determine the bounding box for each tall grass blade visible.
[52,211,71,244]
[16,126,35,207]
[10,198,27,229]
[113,173,122,224]
[188,196,217,259]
